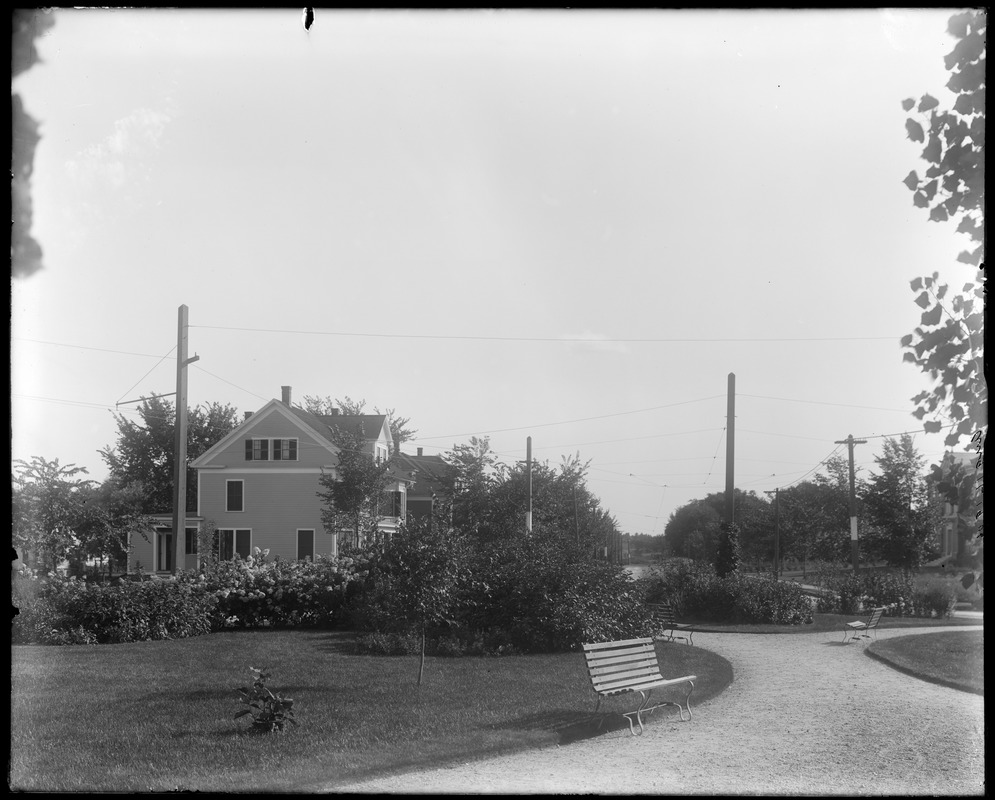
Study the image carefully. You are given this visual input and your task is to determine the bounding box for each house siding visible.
[198,469,335,561]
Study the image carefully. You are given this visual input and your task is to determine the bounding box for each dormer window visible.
[245,437,298,461]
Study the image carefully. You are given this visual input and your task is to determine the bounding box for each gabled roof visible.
[395,452,455,496]
[286,410,391,445]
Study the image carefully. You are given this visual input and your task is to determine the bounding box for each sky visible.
[11,8,979,537]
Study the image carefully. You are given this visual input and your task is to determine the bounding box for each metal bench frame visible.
[582,637,697,736]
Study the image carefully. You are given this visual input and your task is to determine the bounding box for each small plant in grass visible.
[234,667,297,732]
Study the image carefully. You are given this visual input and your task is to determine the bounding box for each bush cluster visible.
[352,534,650,654]
[812,564,959,618]
[12,551,367,646]
[12,568,216,645]
[644,560,814,625]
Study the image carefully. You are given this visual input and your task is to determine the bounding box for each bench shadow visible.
[497,703,690,744]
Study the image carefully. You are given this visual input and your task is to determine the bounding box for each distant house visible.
[127,386,430,573]
[394,447,456,524]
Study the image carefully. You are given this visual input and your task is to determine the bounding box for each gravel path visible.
[328,625,984,795]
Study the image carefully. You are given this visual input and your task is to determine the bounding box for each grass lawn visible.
[867,630,984,695]
[10,630,732,792]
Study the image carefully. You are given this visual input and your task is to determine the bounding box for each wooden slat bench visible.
[647,602,695,645]
[841,606,886,644]
[582,637,697,736]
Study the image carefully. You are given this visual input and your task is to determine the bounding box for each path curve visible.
[329,625,984,795]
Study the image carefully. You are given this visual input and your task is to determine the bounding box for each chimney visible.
[393,433,401,456]
[281,386,292,405]
[417,447,423,457]
[244,411,254,421]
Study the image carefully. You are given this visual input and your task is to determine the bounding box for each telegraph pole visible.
[171,305,200,575]
[526,436,533,534]
[764,488,780,579]
[834,433,866,574]
[725,373,736,525]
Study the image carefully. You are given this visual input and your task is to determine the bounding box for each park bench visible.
[582,637,697,736]
[841,606,886,644]
[647,601,695,645]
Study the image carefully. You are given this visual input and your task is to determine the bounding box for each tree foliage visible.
[13,457,95,571]
[100,396,240,514]
[860,435,937,570]
[317,425,395,550]
[900,10,986,447]
[299,394,418,444]
[363,517,473,683]
[715,522,742,578]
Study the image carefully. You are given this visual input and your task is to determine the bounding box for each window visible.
[297,529,315,561]
[244,437,297,461]
[217,529,251,561]
[185,527,198,555]
[226,480,244,512]
[273,438,298,461]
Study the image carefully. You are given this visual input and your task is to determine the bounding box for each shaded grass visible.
[10,630,732,792]
[689,612,982,635]
[867,630,984,695]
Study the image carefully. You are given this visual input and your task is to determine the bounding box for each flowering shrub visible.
[202,550,367,629]
[812,564,956,618]
[11,551,368,645]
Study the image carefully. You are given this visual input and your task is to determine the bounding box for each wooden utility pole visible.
[171,305,199,575]
[835,433,866,574]
[725,373,736,525]
[764,488,780,579]
[526,436,533,534]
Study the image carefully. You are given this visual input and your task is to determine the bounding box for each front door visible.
[156,530,173,572]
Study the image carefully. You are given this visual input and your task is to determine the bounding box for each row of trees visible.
[663,434,973,573]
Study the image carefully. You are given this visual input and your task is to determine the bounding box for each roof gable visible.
[191,400,339,468]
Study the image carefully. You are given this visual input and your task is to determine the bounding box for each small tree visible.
[715,522,742,579]
[363,518,471,684]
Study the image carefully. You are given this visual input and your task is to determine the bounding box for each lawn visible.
[10,630,732,792]
[867,630,984,695]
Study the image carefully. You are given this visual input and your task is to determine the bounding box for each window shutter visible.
[289,439,298,460]
[260,439,268,460]
[245,440,253,460]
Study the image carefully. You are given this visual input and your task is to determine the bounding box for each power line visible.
[116,346,177,405]
[739,393,914,414]
[12,337,177,360]
[412,395,724,441]
[191,323,901,344]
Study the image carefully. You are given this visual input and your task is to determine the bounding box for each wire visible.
[12,337,178,360]
[739,393,914,414]
[702,427,726,486]
[116,346,177,405]
[412,395,724,441]
[191,323,902,344]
